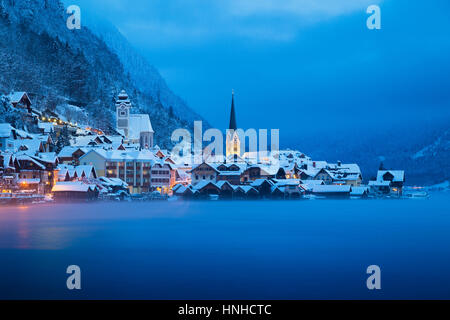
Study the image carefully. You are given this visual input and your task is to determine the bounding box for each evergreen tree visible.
[56,125,71,153]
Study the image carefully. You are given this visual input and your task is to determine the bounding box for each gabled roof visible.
[301,179,324,187]
[193,180,220,191]
[234,185,259,194]
[312,185,352,193]
[34,152,58,164]
[98,176,128,188]
[216,180,234,190]
[58,146,87,158]
[274,179,301,187]
[128,114,154,140]
[351,186,370,196]
[38,122,54,133]
[368,180,391,187]
[271,185,285,193]
[8,92,31,104]
[52,181,97,193]
[15,154,46,170]
[377,170,405,182]
[189,162,220,173]
[251,178,274,187]
[0,123,14,138]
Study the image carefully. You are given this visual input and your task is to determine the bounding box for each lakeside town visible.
[0,90,416,205]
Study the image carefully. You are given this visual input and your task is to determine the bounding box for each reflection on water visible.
[0,193,449,299]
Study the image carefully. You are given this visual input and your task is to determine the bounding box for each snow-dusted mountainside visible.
[297,123,450,186]
[0,0,204,148]
[84,17,204,125]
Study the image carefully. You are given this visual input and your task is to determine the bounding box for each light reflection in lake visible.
[0,194,449,299]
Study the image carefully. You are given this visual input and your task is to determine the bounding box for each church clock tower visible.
[226,90,241,158]
[116,90,132,138]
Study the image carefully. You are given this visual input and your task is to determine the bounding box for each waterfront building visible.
[52,181,99,201]
[189,162,220,185]
[369,170,405,196]
[14,153,59,194]
[79,149,176,194]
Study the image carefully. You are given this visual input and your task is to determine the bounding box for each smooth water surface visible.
[0,194,449,299]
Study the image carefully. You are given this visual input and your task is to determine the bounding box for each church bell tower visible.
[226,90,241,158]
[116,90,131,138]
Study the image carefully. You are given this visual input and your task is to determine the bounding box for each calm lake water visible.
[0,193,449,299]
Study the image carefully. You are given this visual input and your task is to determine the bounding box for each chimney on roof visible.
[337,161,342,167]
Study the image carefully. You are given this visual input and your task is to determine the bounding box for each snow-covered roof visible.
[36,152,58,164]
[251,179,273,187]
[193,180,219,190]
[274,179,301,187]
[239,186,258,194]
[377,170,405,182]
[80,149,160,162]
[98,176,128,188]
[58,146,86,158]
[13,139,44,155]
[8,92,30,104]
[15,154,46,169]
[172,184,183,192]
[0,123,14,138]
[38,122,54,133]
[312,185,352,193]
[128,114,154,140]
[351,186,370,196]
[52,181,97,193]
[216,181,233,189]
[190,162,220,173]
[368,180,391,187]
[0,152,14,169]
[271,185,285,193]
[218,171,242,176]
[301,180,324,187]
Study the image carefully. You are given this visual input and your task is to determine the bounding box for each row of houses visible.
[173,178,373,200]
[189,156,363,188]
[1,90,406,201]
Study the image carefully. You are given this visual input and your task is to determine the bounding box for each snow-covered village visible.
[2,0,450,304]
[0,90,411,205]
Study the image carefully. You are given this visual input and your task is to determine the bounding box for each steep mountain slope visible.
[83,16,204,125]
[297,121,450,186]
[0,0,202,147]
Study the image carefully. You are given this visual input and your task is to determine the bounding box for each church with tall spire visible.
[226,90,241,158]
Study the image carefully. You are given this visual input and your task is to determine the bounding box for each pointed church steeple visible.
[226,90,241,159]
[229,90,237,130]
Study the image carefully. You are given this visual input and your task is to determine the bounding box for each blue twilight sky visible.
[66,0,450,144]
